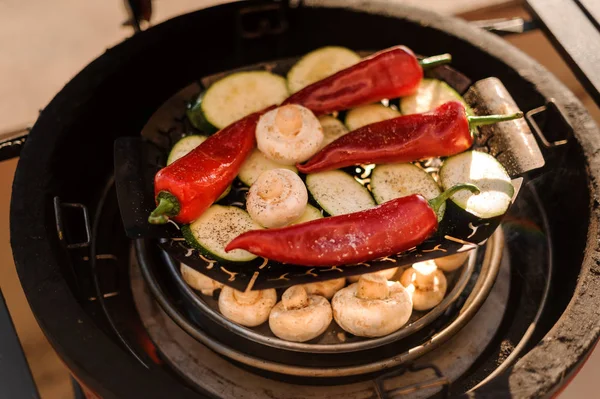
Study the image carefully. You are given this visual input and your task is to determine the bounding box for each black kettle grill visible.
[3,1,600,398]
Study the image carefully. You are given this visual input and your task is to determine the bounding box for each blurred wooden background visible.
[0,1,598,398]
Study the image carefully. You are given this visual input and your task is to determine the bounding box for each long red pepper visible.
[149,107,273,224]
[297,101,523,174]
[226,184,479,266]
[283,46,451,116]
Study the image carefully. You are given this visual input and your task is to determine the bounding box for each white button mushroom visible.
[218,286,277,327]
[332,274,412,337]
[347,267,399,283]
[180,264,223,296]
[400,260,448,311]
[269,285,332,342]
[246,168,308,228]
[434,251,471,272]
[301,277,346,299]
[256,104,324,165]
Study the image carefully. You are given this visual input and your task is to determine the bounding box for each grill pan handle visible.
[0,125,29,162]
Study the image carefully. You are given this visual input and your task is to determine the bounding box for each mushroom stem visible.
[282,286,309,310]
[257,177,285,200]
[233,289,261,305]
[357,274,389,300]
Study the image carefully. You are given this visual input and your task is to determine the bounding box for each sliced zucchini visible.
[200,71,288,130]
[238,149,298,186]
[290,204,323,225]
[319,115,349,147]
[306,170,375,216]
[216,185,231,201]
[439,151,514,219]
[400,79,471,115]
[167,135,207,165]
[182,205,263,263]
[287,46,361,93]
[371,163,445,221]
[186,92,218,134]
[345,104,401,131]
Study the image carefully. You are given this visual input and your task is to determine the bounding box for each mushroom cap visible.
[246,168,308,228]
[256,104,324,165]
[302,277,346,299]
[218,286,277,327]
[180,264,223,296]
[269,286,332,342]
[347,267,398,283]
[332,274,412,337]
[434,251,471,272]
[400,261,448,311]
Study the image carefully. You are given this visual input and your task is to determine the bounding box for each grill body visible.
[9,1,600,398]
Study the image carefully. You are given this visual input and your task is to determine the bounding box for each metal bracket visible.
[54,197,92,249]
[525,100,571,148]
[83,254,120,301]
[470,17,537,35]
[373,364,451,398]
[123,0,152,33]
[0,125,29,162]
[237,3,288,39]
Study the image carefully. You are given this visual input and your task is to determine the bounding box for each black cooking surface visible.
[114,55,542,291]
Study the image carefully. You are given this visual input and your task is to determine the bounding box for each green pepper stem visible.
[429,183,480,215]
[468,112,524,127]
[148,197,177,224]
[419,53,452,69]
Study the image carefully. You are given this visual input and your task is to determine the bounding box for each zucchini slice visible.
[319,115,349,147]
[439,151,514,219]
[345,104,401,131]
[290,204,323,225]
[167,135,207,165]
[306,170,375,216]
[216,185,231,201]
[287,46,361,94]
[371,163,445,221]
[182,205,263,263]
[238,149,298,186]
[186,92,218,134]
[400,79,471,115]
[200,71,288,130]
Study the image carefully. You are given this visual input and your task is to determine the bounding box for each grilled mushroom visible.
[302,277,346,299]
[180,264,223,296]
[332,274,412,337]
[218,286,277,327]
[400,260,447,311]
[269,285,332,342]
[347,267,399,283]
[246,168,308,228]
[434,251,471,272]
[256,104,324,165]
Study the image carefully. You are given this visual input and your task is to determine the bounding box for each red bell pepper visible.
[297,101,523,174]
[283,46,451,116]
[225,184,479,266]
[149,107,273,225]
